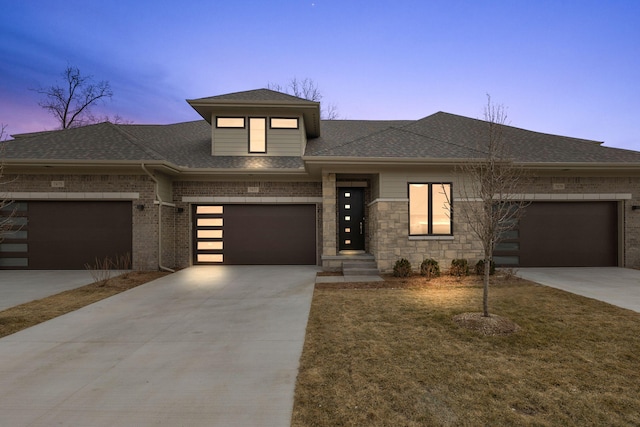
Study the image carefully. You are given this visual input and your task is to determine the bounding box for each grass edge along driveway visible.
[292,275,640,426]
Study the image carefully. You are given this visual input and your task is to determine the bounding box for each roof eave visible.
[186,100,321,138]
[2,159,182,175]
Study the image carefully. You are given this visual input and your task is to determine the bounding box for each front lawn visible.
[292,275,640,426]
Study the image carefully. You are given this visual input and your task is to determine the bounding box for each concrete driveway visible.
[516,267,640,312]
[0,270,100,311]
[0,265,318,426]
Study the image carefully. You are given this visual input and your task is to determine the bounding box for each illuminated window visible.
[249,117,266,153]
[216,117,245,128]
[270,118,298,129]
[198,218,223,227]
[409,183,452,235]
[197,241,223,250]
[198,229,222,239]
[196,206,223,214]
[198,254,223,263]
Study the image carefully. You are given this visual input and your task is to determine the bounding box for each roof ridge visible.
[312,121,487,157]
[397,120,489,157]
[433,111,604,146]
[108,122,167,160]
[311,125,401,155]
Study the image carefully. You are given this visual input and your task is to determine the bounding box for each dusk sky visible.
[1,1,639,150]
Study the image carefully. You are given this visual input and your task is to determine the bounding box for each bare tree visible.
[36,65,114,129]
[86,113,134,125]
[454,96,530,317]
[267,77,340,120]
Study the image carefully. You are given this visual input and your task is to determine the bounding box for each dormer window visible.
[216,117,245,128]
[270,118,299,129]
[249,117,267,153]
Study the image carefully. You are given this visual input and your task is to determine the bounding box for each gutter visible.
[141,163,175,273]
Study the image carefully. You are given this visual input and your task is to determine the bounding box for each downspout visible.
[141,163,175,273]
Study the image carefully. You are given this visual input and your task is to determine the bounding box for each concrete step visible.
[342,260,379,276]
[342,261,377,269]
[343,268,380,276]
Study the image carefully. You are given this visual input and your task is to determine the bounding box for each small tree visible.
[455,96,530,317]
[267,77,340,120]
[36,65,114,129]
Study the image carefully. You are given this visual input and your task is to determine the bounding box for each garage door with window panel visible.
[494,201,618,267]
[0,201,132,270]
[193,204,316,265]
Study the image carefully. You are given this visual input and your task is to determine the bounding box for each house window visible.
[249,117,266,153]
[270,117,298,129]
[409,183,452,235]
[216,117,245,128]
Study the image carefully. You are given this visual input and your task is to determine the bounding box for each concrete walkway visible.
[0,265,317,426]
[516,267,640,313]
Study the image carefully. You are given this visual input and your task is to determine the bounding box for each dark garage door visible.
[494,202,618,267]
[194,204,316,265]
[0,201,132,270]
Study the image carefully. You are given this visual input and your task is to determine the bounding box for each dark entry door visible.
[338,188,365,251]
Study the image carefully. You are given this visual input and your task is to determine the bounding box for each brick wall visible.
[2,173,158,270]
[172,180,322,268]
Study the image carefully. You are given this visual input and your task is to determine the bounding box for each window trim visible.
[408,182,453,236]
[215,117,245,128]
[270,117,299,129]
[248,117,267,153]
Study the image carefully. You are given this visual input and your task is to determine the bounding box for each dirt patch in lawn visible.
[293,273,640,426]
[0,271,169,339]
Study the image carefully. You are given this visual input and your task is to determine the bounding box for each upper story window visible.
[270,117,298,129]
[409,183,452,235]
[216,117,245,128]
[249,117,266,153]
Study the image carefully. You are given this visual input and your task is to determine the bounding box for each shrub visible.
[393,258,413,277]
[420,258,440,279]
[475,259,496,276]
[450,259,469,277]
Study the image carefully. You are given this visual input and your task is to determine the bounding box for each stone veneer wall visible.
[370,175,640,273]
[2,173,158,270]
[370,199,483,273]
[172,180,322,269]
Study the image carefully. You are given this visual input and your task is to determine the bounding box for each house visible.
[2,88,640,272]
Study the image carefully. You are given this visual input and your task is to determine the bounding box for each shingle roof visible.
[4,111,640,170]
[2,122,164,161]
[187,89,317,104]
[400,112,640,163]
[306,112,640,163]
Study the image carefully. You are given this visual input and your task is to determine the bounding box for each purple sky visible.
[1,1,639,150]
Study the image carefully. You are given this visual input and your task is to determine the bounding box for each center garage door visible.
[0,201,132,270]
[494,201,618,267]
[193,204,317,265]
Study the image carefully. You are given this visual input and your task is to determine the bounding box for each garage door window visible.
[0,202,29,268]
[194,205,224,263]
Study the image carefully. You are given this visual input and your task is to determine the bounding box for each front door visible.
[338,188,365,251]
